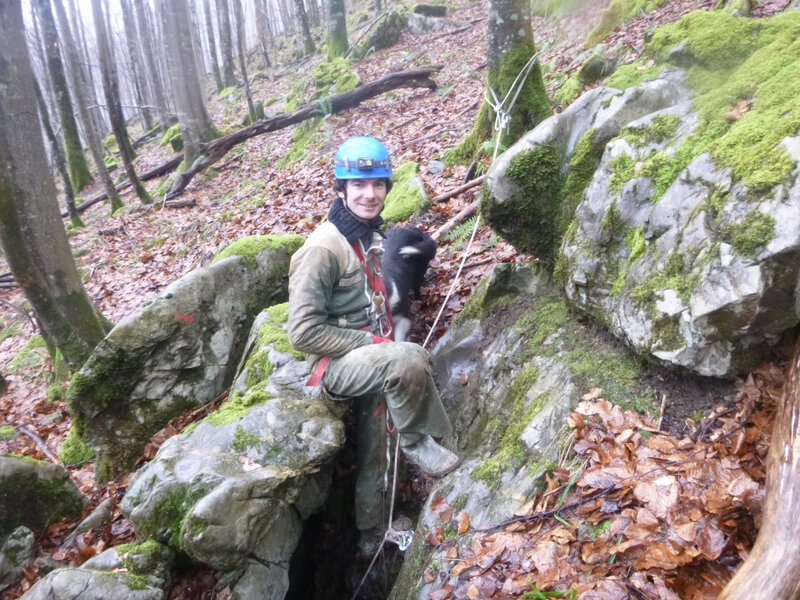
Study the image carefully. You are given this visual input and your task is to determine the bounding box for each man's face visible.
[340,178,387,220]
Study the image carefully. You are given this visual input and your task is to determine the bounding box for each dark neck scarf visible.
[328,196,384,245]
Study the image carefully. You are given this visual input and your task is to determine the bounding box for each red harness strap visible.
[306,242,394,387]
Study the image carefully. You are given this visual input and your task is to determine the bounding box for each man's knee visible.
[387,342,430,379]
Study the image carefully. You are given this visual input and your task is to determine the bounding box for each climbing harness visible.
[352,54,540,599]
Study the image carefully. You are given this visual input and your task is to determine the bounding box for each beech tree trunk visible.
[293,0,316,56]
[719,337,800,599]
[216,0,237,87]
[67,0,108,139]
[91,0,153,205]
[161,0,219,169]
[35,0,94,193]
[447,0,550,163]
[326,0,348,59]
[0,1,110,369]
[254,0,273,68]
[52,0,124,212]
[203,0,224,91]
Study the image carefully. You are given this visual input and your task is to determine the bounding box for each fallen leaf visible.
[458,512,471,535]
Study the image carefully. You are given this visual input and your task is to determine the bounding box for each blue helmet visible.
[334,136,393,179]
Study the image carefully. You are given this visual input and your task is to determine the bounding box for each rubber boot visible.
[400,433,460,477]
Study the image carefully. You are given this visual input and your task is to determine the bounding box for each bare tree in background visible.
[120,0,153,131]
[52,0,124,212]
[133,0,171,129]
[293,0,316,57]
[216,0,237,87]
[326,0,348,59]
[233,0,257,123]
[202,0,224,91]
[35,0,94,193]
[91,0,153,204]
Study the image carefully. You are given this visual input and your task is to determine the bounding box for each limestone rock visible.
[19,568,163,600]
[0,456,86,536]
[120,396,344,587]
[0,527,34,591]
[67,236,303,481]
[483,68,689,261]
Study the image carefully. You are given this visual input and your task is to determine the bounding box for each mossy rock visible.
[412,4,447,17]
[0,455,86,535]
[382,162,430,222]
[361,10,409,53]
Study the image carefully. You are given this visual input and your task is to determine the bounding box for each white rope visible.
[351,50,541,599]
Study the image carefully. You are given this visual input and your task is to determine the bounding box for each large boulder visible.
[0,527,34,591]
[19,569,164,600]
[483,68,689,263]
[120,395,344,599]
[390,262,733,598]
[67,235,304,481]
[0,455,86,536]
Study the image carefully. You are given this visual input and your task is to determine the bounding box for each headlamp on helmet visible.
[334,136,393,179]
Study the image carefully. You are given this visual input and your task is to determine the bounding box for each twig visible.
[462,257,493,270]
[390,116,418,131]
[433,175,485,203]
[400,126,467,149]
[0,298,37,332]
[431,199,479,240]
[657,392,667,431]
[17,425,59,464]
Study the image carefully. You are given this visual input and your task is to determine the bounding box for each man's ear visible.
[336,190,346,199]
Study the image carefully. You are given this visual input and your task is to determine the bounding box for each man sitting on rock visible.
[287,136,459,545]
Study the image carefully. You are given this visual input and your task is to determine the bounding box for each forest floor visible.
[0,0,795,598]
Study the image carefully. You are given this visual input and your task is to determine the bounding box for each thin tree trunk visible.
[32,77,83,226]
[718,337,800,599]
[68,0,108,137]
[254,0,273,68]
[216,0,237,87]
[91,0,152,204]
[120,0,153,131]
[233,0,257,122]
[292,0,316,56]
[52,0,124,212]
[203,0,224,91]
[133,0,171,128]
[35,0,94,193]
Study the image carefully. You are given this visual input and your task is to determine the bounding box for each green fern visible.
[441,216,479,245]
[523,586,577,600]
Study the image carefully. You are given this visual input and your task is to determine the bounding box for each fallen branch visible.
[165,67,440,200]
[431,200,479,241]
[17,425,59,464]
[433,174,485,203]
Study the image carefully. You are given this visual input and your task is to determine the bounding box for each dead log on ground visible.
[165,67,440,200]
[718,337,800,599]
[431,199,479,241]
[433,175,485,203]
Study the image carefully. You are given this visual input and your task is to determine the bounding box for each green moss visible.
[483,144,564,262]
[115,539,163,560]
[601,200,627,238]
[560,129,606,237]
[212,234,305,266]
[631,251,695,307]
[47,383,66,403]
[7,335,48,374]
[241,303,302,391]
[125,574,149,590]
[605,64,665,90]
[159,124,183,153]
[607,153,636,194]
[0,321,21,344]
[721,210,775,258]
[471,368,549,488]
[554,73,584,107]
[586,0,667,47]
[382,162,429,222]
[609,11,800,191]
[0,425,17,441]
[232,426,262,452]
[278,118,322,168]
[621,114,681,147]
[651,317,684,352]
[135,486,208,550]
[219,86,239,100]
[204,390,272,427]
[610,227,646,296]
[59,426,96,465]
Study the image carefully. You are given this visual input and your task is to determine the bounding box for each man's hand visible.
[372,334,393,344]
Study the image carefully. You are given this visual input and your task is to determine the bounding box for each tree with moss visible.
[160,0,219,171]
[0,1,111,370]
[50,0,123,213]
[91,0,153,205]
[34,0,94,193]
[447,0,551,165]
[293,0,316,57]
[326,0,348,59]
